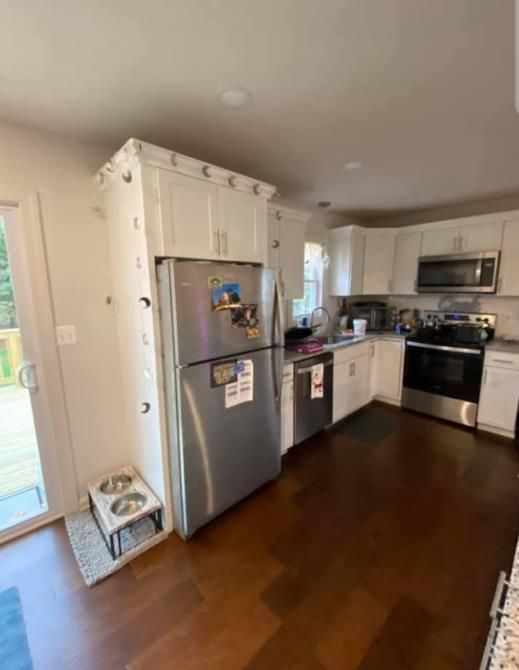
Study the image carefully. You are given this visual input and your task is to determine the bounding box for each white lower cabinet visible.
[478,363,519,438]
[281,364,294,454]
[333,343,370,422]
[370,338,404,404]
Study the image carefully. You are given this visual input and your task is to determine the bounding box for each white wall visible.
[271,198,358,325]
[0,123,127,505]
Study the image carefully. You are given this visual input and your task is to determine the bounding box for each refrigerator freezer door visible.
[173,347,282,537]
[164,260,279,365]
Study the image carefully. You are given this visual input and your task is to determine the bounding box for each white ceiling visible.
[1,0,518,218]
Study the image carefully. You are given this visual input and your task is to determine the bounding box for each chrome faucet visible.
[310,306,331,331]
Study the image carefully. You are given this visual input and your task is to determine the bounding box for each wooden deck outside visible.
[0,384,41,498]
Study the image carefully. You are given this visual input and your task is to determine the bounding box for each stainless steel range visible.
[402,311,496,427]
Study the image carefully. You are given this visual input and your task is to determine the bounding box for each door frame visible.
[0,193,78,543]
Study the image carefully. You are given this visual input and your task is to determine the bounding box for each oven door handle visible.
[406,341,482,356]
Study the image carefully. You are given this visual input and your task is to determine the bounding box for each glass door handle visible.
[17,362,38,393]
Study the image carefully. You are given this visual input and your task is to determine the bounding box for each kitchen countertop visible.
[283,331,407,364]
[485,338,519,355]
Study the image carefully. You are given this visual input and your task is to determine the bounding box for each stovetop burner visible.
[409,311,496,347]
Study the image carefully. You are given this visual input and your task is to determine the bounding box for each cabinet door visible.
[374,339,403,400]
[459,221,503,253]
[478,366,519,432]
[218,188,266,264]
[347,354,370,413]
[362,233,396,295]
[392,231,422,294]
[328,226,365,296]
[421,227,459,256]
[498,219,519,295]
[158,169,220,259]
[333,361,349,423]
[279,217,305,299]
[281,379,294,454]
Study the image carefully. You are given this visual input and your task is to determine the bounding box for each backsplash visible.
[335,295,519,338]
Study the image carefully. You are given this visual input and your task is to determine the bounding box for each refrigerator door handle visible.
[272,270,285,404]
[274,270,285,348]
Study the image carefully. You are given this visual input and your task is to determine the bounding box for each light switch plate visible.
[56,325,77,346]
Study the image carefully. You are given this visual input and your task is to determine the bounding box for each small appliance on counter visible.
[402,311,496,428]
[348,301,396,331]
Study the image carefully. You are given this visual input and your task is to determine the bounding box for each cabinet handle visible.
[388,279,392,293]
[483,369,487,385]
[221,230,228,255]
[498,277,503,293]
[413,279,417,292]
[271,239,280,249]
[370,344,375,358]
[214,230,221,254]
[492,358,515,365]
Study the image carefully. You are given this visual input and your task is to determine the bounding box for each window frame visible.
[292,242,324,320]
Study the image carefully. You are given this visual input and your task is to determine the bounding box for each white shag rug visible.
[65,510,167,587]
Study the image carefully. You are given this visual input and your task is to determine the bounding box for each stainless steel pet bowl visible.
[99,474,132,495]
[110,492,147,517]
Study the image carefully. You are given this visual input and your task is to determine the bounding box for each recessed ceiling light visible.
[217,87,252,107]
[344,161,362,170]
[318,201,331,208]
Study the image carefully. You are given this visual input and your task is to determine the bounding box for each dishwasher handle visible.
[296,360,334,374]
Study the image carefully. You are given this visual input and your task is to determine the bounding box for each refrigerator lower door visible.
[162,260,281,365]
[172,347,283,538]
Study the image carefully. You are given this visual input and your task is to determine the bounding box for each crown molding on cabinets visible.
[96,138,278,199]
[267,203,312,223]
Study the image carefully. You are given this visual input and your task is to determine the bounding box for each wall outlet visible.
[56,325,77,346]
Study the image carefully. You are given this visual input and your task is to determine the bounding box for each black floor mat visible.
[333,405,397,443]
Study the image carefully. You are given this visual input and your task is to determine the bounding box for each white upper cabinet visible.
[362,232,396,295]
[498,219,519,295]
[158,168,270,264]
[218,187,266,264]
[421,225,459,256]
[421,220,503,256]
[328,226,365,296]
[457,221,503,253]
[158,169,220,260]
[267,205,310,299]
[392,231,422,295]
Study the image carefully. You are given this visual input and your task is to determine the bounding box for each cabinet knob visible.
[170,152,178,167]
[140,402,151,414]
[228,176,237,188]
[139,297,151,309]
[202,165,212,178]
[271,239,280,249]
[122,170,132,183]
[253,184,261,195]
[275,210,283,221]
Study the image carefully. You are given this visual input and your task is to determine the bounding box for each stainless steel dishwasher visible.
[294,352,334,444]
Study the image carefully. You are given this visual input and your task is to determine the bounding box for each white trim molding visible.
[97,138,278,199]
[267,202,312,223]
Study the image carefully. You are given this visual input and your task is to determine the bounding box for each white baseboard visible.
[477,423,515,440]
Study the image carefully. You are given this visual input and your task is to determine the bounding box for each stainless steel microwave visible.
[416,251,500,293]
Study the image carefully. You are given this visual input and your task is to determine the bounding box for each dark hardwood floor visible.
[2,405,519,670]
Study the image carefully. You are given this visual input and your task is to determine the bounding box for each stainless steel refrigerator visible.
[158,259,284,539]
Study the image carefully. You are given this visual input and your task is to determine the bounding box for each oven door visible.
[403,341,483,404]
[417,251,499,293]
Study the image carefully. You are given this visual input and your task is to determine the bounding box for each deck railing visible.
[0,329,23,387]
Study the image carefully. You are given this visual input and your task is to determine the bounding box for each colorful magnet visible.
[211,360,238,387]
[211,283,242,311]
[208,276,223,289]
